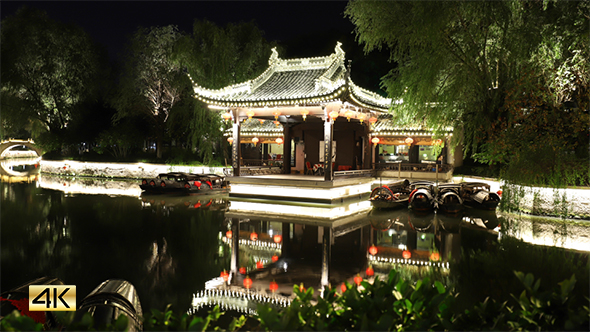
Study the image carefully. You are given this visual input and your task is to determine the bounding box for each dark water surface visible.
[1,173,588,315]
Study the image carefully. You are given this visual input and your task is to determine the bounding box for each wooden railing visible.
[374,161,453,173]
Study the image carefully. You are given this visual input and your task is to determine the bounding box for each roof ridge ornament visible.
[269,47,279,66]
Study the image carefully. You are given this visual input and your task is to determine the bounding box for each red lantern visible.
[269,280,278,293]
[300,108,309,121]
[271,255,279,262]
[329,110,339,121]
[430,252,440,261]
[405,137,414,145]
[273,234,282,243]
[340,282,347,293]
[226,230,232,239]
[371,137,380,145]
[256,261,264,269]
[403,250,411,259]
[368,245,378,256]
[220,270,229,282]
[368,116,378,124]
[243,276,253,289]
[222,112,231,122]
[239,267,246,275]
[250,232,258,241]
[354,274,363,286]
[497,190,503,196]
[366,266,374,277]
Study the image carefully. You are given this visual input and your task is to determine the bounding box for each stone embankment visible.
[40,160,227,179]
[453,176,590,220]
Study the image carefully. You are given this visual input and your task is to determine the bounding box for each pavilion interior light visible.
[300,108,309,121]
[357,113,366,124]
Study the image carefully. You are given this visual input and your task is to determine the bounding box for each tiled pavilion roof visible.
[191,43,393,113]
[371,114,453,137]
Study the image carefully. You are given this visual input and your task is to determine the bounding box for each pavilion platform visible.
[227,172,373,204]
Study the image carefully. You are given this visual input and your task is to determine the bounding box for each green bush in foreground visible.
[1,270,588,331]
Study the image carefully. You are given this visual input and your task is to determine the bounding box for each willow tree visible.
[174,20,275,165]
[115,25,186,159]
[345,1,589,181]
[1,6,103,152]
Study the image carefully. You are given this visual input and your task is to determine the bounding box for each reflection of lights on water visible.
[283,262,288,271]
[191,287,292,316]
[368,255,449,269]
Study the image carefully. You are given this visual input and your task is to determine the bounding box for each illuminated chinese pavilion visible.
[190,43,456,180]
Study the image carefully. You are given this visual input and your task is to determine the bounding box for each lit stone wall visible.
[500,212,590,252]
[40,160,226,179]
[454,176,590,219]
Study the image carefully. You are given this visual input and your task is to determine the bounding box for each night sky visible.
[1,1,390,91]
[1,1,355,58]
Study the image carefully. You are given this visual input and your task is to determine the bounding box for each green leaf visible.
[434,281,446,294]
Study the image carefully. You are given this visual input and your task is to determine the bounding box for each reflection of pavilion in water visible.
[192,198,501,314]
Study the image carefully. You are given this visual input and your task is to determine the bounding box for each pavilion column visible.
[283,123,291,174]
[320,226,332,288]
[364,123,372,169]
[323,118,334,181]
[230,218,240,282]
[231,111,241,177]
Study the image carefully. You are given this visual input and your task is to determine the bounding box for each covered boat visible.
[140,172,228,194]
[74,279,142,331]
[435,184,463,214]
[408,181,436,212]
[369,179,411,209]
[460,182,501,210]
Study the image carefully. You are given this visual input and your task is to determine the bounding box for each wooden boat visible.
[140,172,228,194]
[74,279,142,331]
[369,179,411,209]
[460,182,501,210]
[408,181,436,212]
[435,184,463,214]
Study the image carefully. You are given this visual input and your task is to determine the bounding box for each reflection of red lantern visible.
[239,267,246,275]
[430,252,440,261]
[220,270,229,282]
[368,245,378,256]
[243,276,253,289]
[366,266,374,277]
[403,250,411,259]
[273,234,282,243]
[226,230,232,239]
[340,282,347,293]
[354,274,363,286]
[250,232,258,241]
[271,255,279,262]
[269,280,278,293]
[256,261,264,269]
